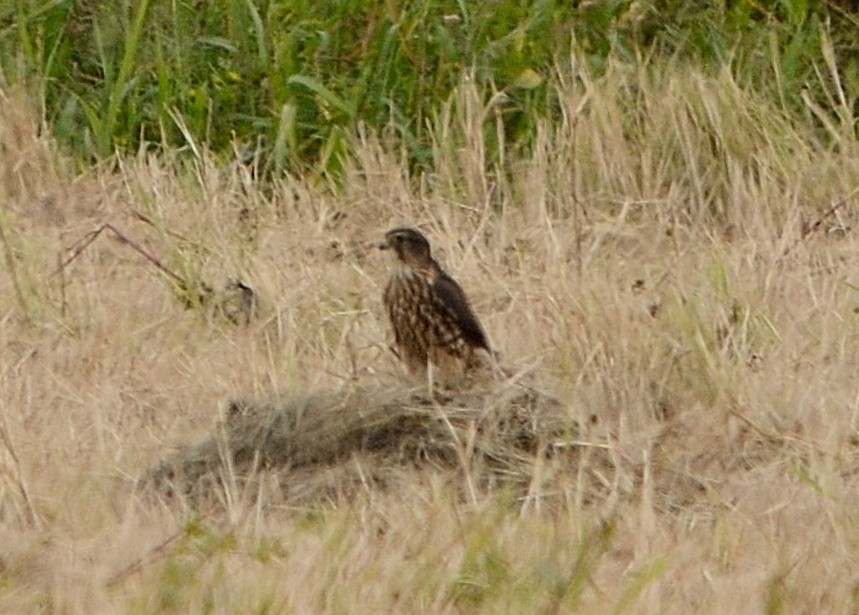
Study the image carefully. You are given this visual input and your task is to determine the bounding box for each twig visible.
[779,186,859,260]
[129,208,194,244]
[55,222,186,285]
[106,530,183,587]
[54,221,255,320]
[56,223,107,271]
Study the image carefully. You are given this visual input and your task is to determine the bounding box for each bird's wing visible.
[432,272,490,350]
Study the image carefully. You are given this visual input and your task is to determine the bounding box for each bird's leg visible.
[488,349,505,381]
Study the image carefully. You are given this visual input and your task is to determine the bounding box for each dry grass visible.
[2,60,859,613]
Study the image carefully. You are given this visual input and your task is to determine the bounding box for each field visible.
[2,19,859,614]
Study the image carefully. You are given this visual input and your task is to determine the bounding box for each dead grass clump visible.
[141,381,587,506]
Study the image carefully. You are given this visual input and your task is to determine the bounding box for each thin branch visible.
[54,222,186,285]
[106,530,183,587]
[103,223,187,285]
[56,223,107,271]
[779,186,859,260]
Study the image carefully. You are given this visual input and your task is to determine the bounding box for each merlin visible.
[379,227,492,386]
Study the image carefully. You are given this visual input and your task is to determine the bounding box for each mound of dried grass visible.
[140,380,599,506]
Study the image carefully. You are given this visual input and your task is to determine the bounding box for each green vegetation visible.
[1,1,857,178]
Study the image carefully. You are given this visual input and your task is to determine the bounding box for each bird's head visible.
[379,227,432,268]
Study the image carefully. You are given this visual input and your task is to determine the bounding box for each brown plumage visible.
[379,227,491,384]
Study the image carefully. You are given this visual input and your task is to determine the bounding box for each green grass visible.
[1,1,856,177]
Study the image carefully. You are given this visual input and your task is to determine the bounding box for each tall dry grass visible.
[1,57,859,613]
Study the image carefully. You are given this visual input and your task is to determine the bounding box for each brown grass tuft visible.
[141,381,580,508]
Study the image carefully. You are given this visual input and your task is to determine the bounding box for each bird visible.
[379,227,492,389]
